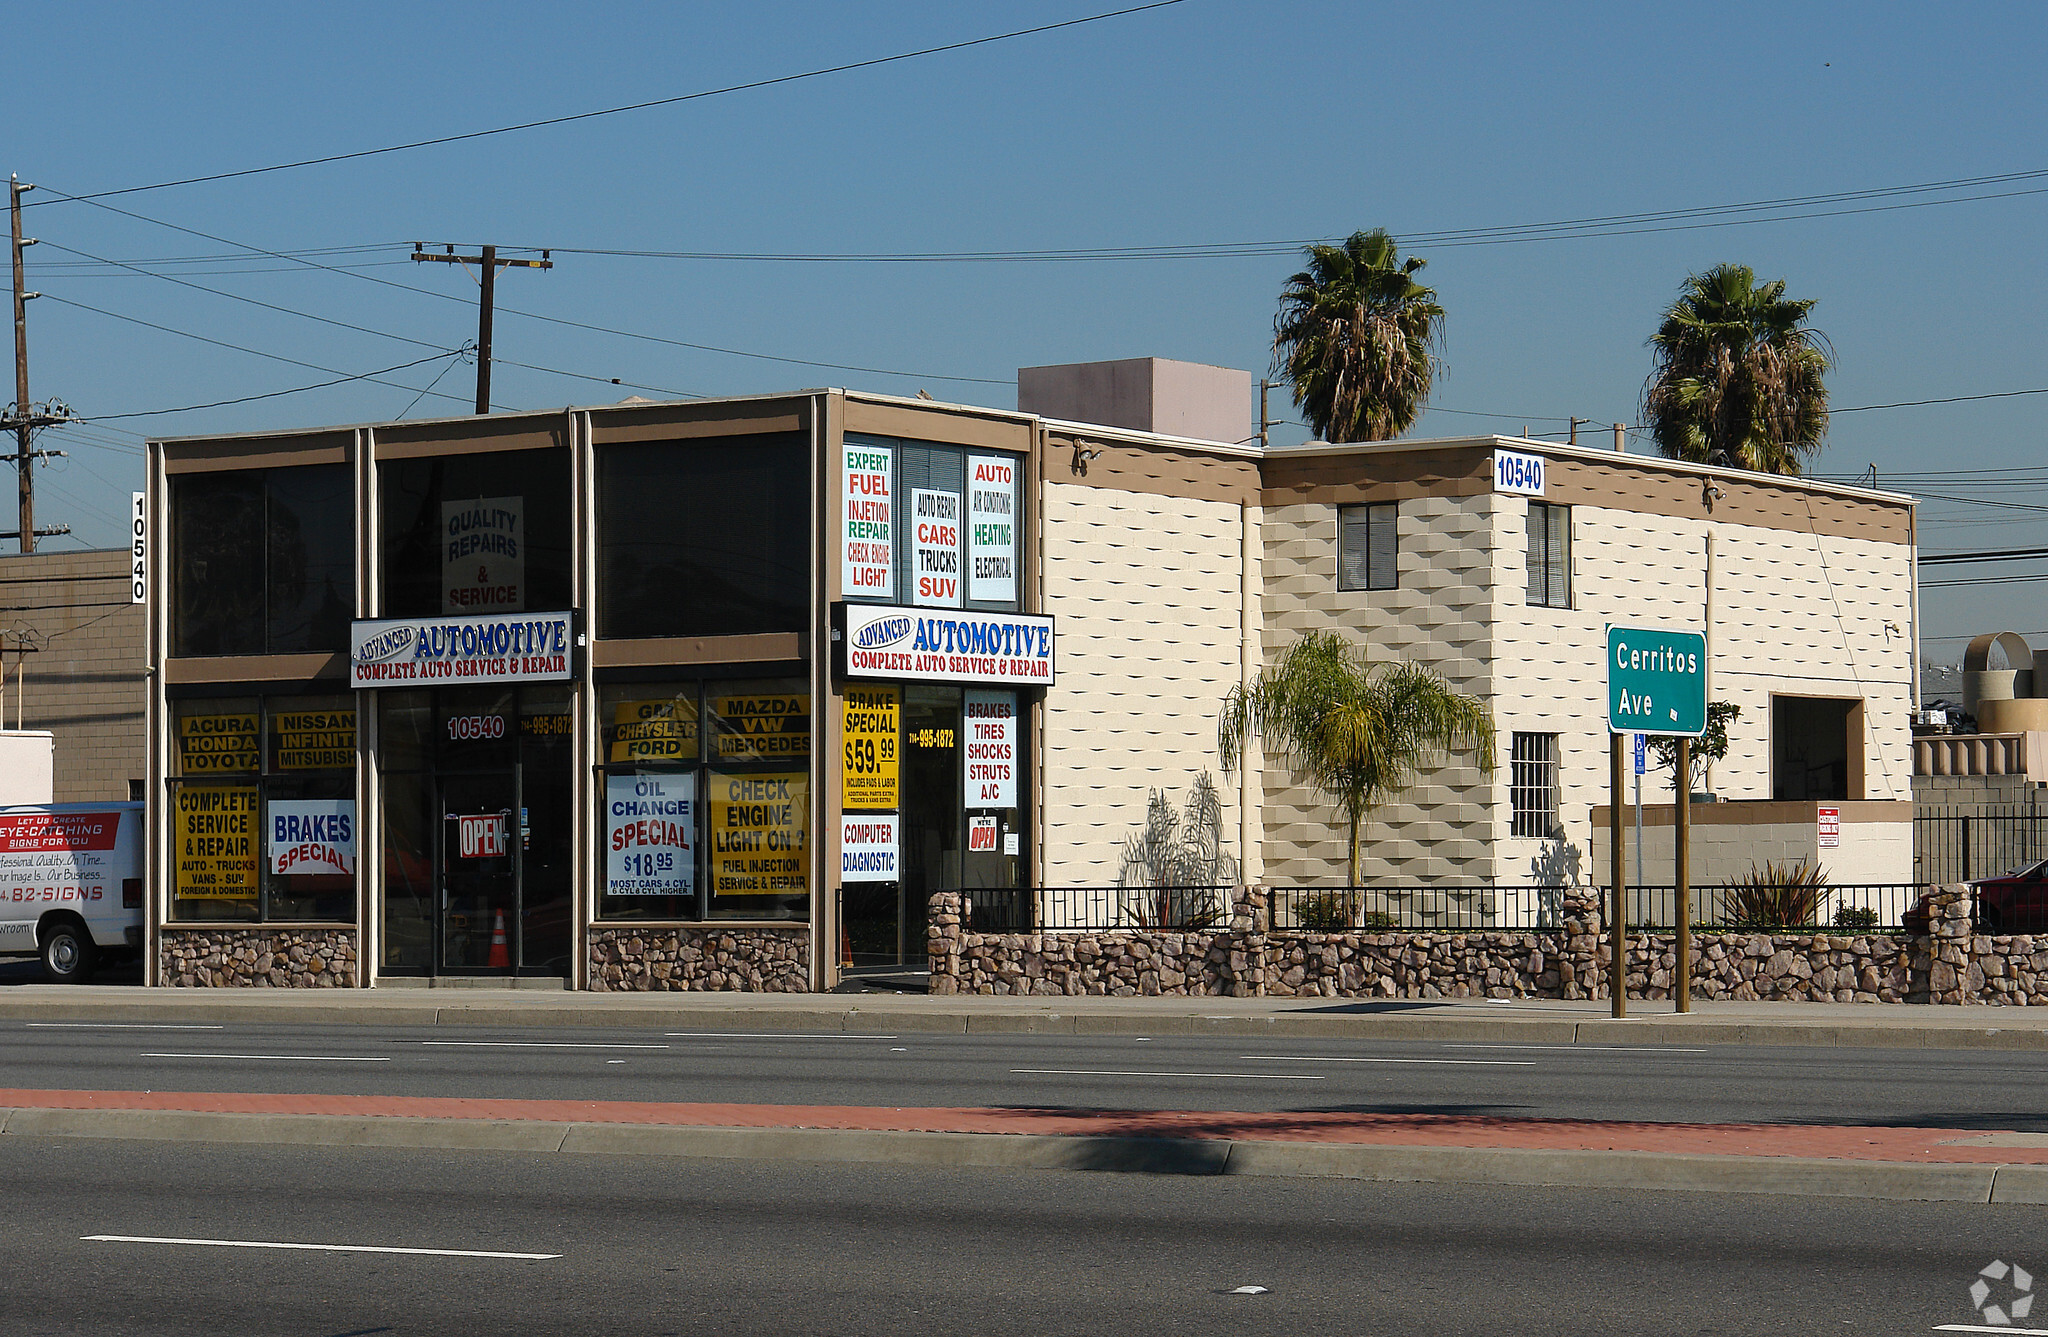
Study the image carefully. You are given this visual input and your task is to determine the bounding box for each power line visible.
[22,2,1188,206]
[88,351,467,421]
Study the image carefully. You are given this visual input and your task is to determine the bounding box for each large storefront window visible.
[172,466,354,657]
[377,685,574,975]
[378,448,573,618]
[596,434,811,639]
[597,678,810,922]
[839,435,1021,613]
[169,695,357,922]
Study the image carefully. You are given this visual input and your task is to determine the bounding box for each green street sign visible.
[1606,625,1707,737]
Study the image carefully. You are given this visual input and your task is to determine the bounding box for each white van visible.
[0,802,145,983]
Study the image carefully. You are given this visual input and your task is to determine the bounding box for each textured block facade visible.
[0,548,144,802]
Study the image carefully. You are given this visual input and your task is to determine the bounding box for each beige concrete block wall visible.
[1259,493,1498,885]
[0,549,144,802]
[1039,482,1245,886]
[1590,815,1915,886]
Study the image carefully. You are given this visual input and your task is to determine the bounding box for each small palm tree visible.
[1272,229,1444,442]
[1642,263,1832,474]
[1218,631,1495,888]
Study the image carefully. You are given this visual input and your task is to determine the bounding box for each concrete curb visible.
[2,1105,2037,1203]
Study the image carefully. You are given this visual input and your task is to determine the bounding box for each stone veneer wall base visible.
[160,927,359,987]
[589,926,811,992]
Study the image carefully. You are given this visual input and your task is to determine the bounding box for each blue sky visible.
[12,1,2046,660]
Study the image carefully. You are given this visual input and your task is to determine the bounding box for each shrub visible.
[1830,905,1879,931]
[1725,861,1828,928]
[1294,891,1357,931]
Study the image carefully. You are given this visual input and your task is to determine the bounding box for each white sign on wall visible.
[967,455,1016,603]
[843,442,894,597]
[839,813,898,883]
[129,493,147,604]
[266,799,355,876]
[350,611,573,688]
[1493,448,1546,496]
[839,604,1055,686]
[964,689,1017,808]
[441,497,524,614]
[606,773,695,897]
[911,487,962,607]
[1818,805,1841,849]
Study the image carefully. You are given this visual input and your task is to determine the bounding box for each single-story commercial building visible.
[140,360,1918,988]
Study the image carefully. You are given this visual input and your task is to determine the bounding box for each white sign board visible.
[842,442,894,598]
[129,492,147,604]
[457,812,509,859]
[839,813,898,883]
[266,799,355,876]
[0,807,138,952]
[840,604,1054,686]
[1493,448,1546,496]
[1817,806,1841,849]
[911,487,962,607]
[606,773,695,897]
[351,611,573,688]
[967,815,998,852]
[967,455,1017,603]
[442,497,523,614]
[963,689,1017,808]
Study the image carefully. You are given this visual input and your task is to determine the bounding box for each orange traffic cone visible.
[487,909,511,968]
[840,921,853,969]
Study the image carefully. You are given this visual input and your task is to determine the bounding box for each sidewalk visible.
[3,984,2048,1048]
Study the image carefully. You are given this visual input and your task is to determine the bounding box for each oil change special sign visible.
[174,786,258,900]
[839,604,1054,687]
[351,611,573,688]
[266,799,355,876]
[843,442,894,597]
[710,771,808,896]
[967,455,1016,603]
[0,808,136,939]
[963,690,1017,808]
[606,774,694,897]
[442,496,523,614]
[840,684,899,810]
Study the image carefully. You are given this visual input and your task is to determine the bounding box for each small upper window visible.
[1526,501,1571,608]
[1338,503,1397,591]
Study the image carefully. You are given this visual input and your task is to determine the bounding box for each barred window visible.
[1510,732,1560,838]
[1526,501,1571,608]
[1338,503,1397,591]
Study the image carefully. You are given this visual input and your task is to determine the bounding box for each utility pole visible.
[5,176,71,554]
[1257,378,1279,449]
[412,243,552,414]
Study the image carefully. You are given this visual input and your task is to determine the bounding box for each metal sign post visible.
[1608,734,1626,1019]
[1606,626,1708,1017]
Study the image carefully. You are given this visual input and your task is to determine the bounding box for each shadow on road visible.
[0,956,143,988]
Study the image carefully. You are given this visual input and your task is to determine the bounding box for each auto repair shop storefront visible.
[144,393,1045,990]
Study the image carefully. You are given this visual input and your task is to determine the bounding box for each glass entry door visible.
[438,770,519,972]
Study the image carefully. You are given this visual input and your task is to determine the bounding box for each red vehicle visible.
[1968,862,2048,933]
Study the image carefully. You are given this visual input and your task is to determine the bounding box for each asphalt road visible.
[0,1134,2033,1336]
[6,1020,2047,1128]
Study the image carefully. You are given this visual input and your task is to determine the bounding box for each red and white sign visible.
[1817,806,1841,849]
[967,455,1016,603]
[911,488,961,607]
[843,443,894,597]
[967,816,999,852]
[0,811,122,853]
[458,813,509,858]
[963,689,1017,808]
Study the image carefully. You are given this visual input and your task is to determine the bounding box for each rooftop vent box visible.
[1017,358,1250,446]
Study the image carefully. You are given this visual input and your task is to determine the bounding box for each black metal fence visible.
[959,885,1234,933]
[1915,810,2048,885]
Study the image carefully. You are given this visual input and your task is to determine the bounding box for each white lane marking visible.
[1934,1327,2048,1335]
[1010,1068,1324,1081]
[1443,1043,1709,1054]
[27,1023,225,1030]
[662,1032,899,1040]
[1240,1055,1536,1066]
[141,1053,389,1062]
[83,1235,558,1260]
[419,1041,670,1050]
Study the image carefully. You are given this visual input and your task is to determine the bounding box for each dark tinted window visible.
[173,465,351,657]
[379,448,572,617]
[598,433,810,639]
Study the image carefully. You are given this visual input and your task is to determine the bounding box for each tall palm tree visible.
[1642,263,1832,474]
[1272,230,1444,442]
[1218,631,1495,888]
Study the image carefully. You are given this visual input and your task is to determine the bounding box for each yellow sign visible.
[710,694,809,762]
[709,770,808,896]
[173,785,258,900]
[840,684,898,810]
[608,697,699,764]
[178,713,258,774]
[272,709,355,770]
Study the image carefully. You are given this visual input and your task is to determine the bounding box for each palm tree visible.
[1642,263,1832,474]
[1272,229,1444,442]
[1218,631,1495,889]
